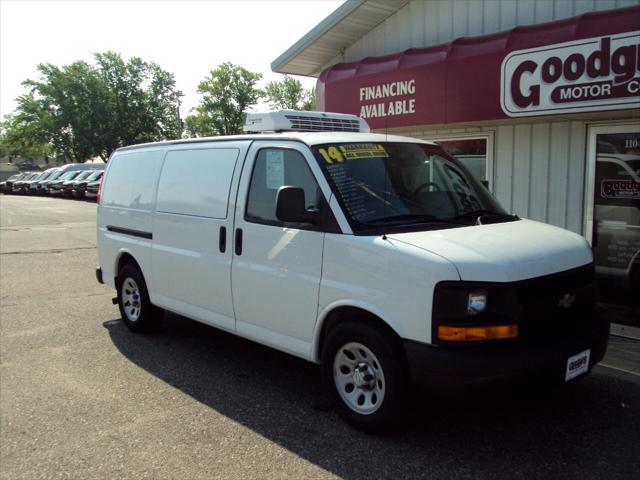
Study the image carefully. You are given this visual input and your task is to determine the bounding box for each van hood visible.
[387,219,593,282]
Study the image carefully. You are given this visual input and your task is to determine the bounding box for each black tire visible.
[321,320,409,433]
[116,263,162,333]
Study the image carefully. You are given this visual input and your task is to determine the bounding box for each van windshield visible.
[312,142,516,234]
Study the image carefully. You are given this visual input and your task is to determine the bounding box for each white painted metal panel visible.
[452,0,468,39]
[529,123,551,223]
[339,0,640,64]
[548,122,571,229]
[424,1,438,46]
[495,125,515,213]
[436,0,453,43]
[595,0,619,10]
[567,122,587,233]
[500,0,518,30]
[512,124,532,218]
[517,0,536,24]
[409,0,425,47]
[467,0,484,35]
[534,0,555,22]
[156,148,239,219]
[484,0,502,33]
[574,0,596,15]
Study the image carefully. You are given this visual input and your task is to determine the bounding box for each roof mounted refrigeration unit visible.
[243,110,370,133]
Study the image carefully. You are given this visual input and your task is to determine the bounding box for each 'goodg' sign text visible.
[501,31,640,116]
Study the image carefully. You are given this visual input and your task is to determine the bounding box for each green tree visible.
[21,61,108,162]
[263,75,315,111]
[302,87,316,111]
[95,52,183,155]
[4,52,183,162]
[0,111,52,160]
[185,62,262,137]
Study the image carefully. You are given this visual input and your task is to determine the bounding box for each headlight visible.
[467,291,488,315]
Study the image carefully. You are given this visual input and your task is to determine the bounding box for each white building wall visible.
[408,120,588,235]
[336,0,639,65]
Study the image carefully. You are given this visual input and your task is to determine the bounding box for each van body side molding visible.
[106,225,153,240]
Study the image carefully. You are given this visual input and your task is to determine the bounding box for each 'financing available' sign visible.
[501,31,640,116]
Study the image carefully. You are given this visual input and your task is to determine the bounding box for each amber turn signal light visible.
[437,325,518,342]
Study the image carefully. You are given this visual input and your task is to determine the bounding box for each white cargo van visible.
[96,111,609,431]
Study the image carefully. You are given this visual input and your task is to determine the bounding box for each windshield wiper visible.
[367,214,436,224]
[367,214,464,226]
[453,209,519,221]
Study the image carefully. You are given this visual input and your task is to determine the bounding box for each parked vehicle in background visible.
[0,174,18,193]
[26,168,59,195]
[1,173,29,194]
[36,164,104,195]
[11,173,41,194]
[61,170,95,197]
[84,178,102,201]
[34,168,63,194]
[72,170,104,198]
[49,171,84,195]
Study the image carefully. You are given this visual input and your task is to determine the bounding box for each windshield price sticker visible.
[318,144,388,164]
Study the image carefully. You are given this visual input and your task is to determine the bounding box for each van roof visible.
[115,132,436,153]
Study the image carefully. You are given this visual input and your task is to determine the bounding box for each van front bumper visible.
[403,313,609,385]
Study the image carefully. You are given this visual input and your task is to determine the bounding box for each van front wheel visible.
[321,321,408,432]
[116,264,162,333]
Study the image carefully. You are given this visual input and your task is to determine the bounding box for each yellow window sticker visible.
[339,144,389,160]
[318,144,388,163]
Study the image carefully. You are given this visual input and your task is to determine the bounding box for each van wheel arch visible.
[317,307,404,362]
[115,252,142,285]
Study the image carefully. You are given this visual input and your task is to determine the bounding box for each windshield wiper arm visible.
[453,209,519,221]
[367,214,466,226]
[367,214,437,224]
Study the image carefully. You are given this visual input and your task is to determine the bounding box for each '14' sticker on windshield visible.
[318,144,389,163]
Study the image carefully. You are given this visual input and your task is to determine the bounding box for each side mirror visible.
[276,186,320,225]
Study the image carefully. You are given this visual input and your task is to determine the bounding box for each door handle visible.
[219,226,226,253]
[235,228,243,255]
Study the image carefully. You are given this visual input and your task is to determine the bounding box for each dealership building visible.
[273,0,640,327]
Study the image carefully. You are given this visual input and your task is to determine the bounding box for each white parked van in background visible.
[96,111,609,431]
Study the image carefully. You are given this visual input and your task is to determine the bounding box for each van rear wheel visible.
[116,264,162,333]
[321,321,408,433]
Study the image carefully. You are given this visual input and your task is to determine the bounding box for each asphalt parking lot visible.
[1,195,639,479]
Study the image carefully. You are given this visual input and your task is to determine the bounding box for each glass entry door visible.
[586,123,640,326]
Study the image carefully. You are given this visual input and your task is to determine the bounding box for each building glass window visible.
[591,130,640,327]
[432,136,491,184]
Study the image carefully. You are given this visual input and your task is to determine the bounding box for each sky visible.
[0,0,343,119]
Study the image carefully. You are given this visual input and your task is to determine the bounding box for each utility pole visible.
[176,98,183,139]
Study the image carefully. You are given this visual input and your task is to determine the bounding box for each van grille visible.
[284,114,361,132]
[515,264,595,304]
[517,264,596,340]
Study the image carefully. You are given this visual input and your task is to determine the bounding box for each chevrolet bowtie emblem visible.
[559,293,576,308]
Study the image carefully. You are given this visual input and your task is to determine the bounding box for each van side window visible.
[101,150,164,211]
[246,148,322,225]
